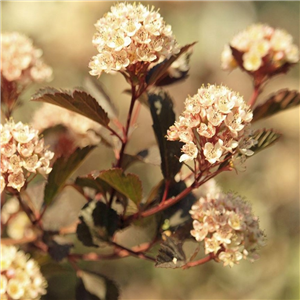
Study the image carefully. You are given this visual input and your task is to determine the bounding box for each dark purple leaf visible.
[253,89,300,122]
[32,87,110,127]
[146,42,196,86]
[44,146,95,205]
[148,91,183,180]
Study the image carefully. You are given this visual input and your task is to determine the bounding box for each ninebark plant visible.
[1,3,299,299]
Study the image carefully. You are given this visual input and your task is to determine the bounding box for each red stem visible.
[107,125,123,143]
[248,84,261,107]
[111,241,155,262]
[115,84,138,168]
[161,180,170,204]
[184,253,215,268]
[133,183,195,220]
[69,241,155,262]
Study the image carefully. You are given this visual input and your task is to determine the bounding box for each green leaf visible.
[31,87,110,127]
[146,42,196,86]
[250,129,282,155]
[98,168,143,205]
[253,89,300,122]
[148,91,183,180]
[76,270,119,300]
[120,148,160,170]
[76,200,120,246]
[155,236,186,269]
[75,172,112,196]
[44,146,95,205]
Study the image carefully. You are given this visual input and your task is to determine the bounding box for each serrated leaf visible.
[155,236,186,268]
[155,50,192,87]
[44,146,95,205]
[76,200,120,246]
[76,270,119,300]
[148,91,183,179]
[250,129,282,154]
[32,87,110,127]
[75,173,111,196]
[120,148,160,170]
[98,168,143,205]
[155,72,189,87]
[146,42,196,86]
[253,89,300,122]
[219,129,281,171]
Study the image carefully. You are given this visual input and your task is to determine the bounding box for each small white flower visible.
[0,275,8,294]
[221,44,237,70]
[204,237,221,254]
[228,212,242,230]
[0,175,5,194]
[179,141,198,162]
[270,29,293,52]
[219,250,243,267]
[197,122,216,138]
[7,279,25,299]
[243,50,262,71]
[203,141,223,164]
[190,220,208,242]
[285,44,299,63]
[206,107,226,127]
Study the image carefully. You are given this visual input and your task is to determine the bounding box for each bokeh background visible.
[1,1,299,299]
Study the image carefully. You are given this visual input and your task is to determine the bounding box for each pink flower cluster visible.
[167,85,255,170]
[1,32,52,84]
[89,2,179,77]
[190,192,266,267]
[221,23,299,72]
[1,119,54,193]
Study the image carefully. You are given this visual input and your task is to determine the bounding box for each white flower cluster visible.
[167,85,255,169]
[221,24,299,72]
[190,193,266,267]
[1,32,52,84]
[31,104,102,148]
[89,2,179,77]
[1,119,54,193]
[1,197,33,240]
[0,245,47,300]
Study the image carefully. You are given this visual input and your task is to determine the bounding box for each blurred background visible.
[2,1,299,299]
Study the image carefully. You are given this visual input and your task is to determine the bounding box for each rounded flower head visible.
[0,245,47,299]
[221,24,299,74]
[1,197,34,239]
[1,32,52,84]
[31,104,102,148]
[89,2,179,77]
[167,85,255,170]
[190,192,266,267]
[1,118,54,193]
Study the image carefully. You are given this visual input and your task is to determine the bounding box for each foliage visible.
[1,3,299,300]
